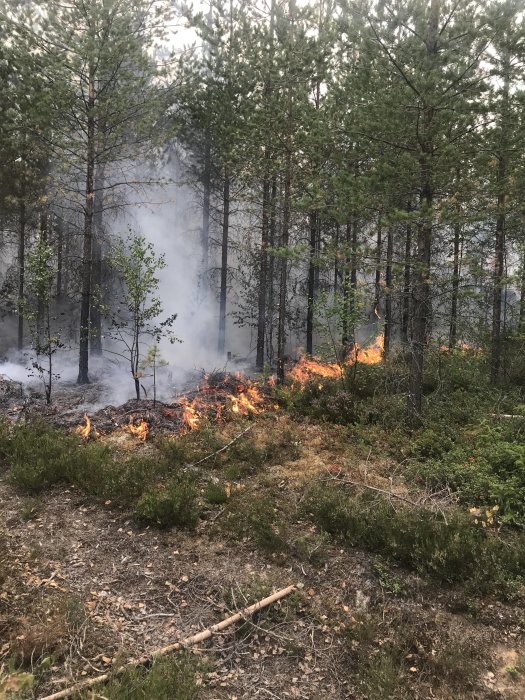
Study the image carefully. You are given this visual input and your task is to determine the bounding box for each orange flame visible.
[180,398,200,431]
[290,334,384,388]
[76,414,92,440]
[126,416,149,441]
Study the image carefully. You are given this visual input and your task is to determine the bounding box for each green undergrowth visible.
[303,483,525,597]
[77,653,205,700]
[0,417,301,530]
[345,607,482,698]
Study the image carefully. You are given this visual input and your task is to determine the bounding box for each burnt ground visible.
[1,412,525,699]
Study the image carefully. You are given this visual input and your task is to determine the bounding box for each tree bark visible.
[267,176,277,366]
[490,56,510,384]
[373,217,382,319]
[407,0,439,424]
[218,169,230,355]
[17,197,26,351]
[78,61,96,385]
[448,221,461,349]
[519,245,525,334]
[256,175,270,368]
[383,225,393,358]
[401,207,412,345]
[306,210,317,355]
[56,218,63,300]
[90,165,105,357]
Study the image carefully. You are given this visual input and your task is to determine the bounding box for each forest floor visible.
[2,383,525,698]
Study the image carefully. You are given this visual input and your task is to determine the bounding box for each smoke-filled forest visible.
[1,1,525,698]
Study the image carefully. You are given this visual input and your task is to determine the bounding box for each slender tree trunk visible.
[306,210,317,354]
[519,245,525,334]
[218,169,230,355]
[449,222,461,349]
[401,208,412,345]
[267,177,277,366]
[78,62,96,385]
[407,0,439,425]
[36,211,48,349]
[256,175,270,368]
[491,52,510,383]
[334,223,340,296]
[56,218,63,300]
[17,197,26,351]
[383,226,393,358]
[373,217,382,319]
[90,165,105,356]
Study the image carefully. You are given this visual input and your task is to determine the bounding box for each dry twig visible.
[40,584,296,700]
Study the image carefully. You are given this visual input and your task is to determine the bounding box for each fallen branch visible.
[192,424,253,466]
[40,584,296,700]
[323,472,419,507]
[490,413,525,420]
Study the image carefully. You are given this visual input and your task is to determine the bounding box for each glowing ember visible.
[126,416,149,441]
[76,414,92,440]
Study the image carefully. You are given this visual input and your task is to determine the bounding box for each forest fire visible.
[126,416,149,441]
[290,334,384,388]
[76,414,92,440]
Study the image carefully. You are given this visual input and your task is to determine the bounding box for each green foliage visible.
[303,484,525,595]
[224,493,288,553]
[204,481,229,505]
[83,654,202,700]
[134,474,200,529]
[416,425,525,525]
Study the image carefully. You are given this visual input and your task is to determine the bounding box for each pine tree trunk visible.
[383,226,393,358]
[449,222,461,349]
[78,63,96,385]
[490,51,511,383]
[306,210,317,355]
[407,0,439,425]
[401,210,412,345]
[37,211,48,349]
[373,218,382,319]
[17,197,26,352]
[56,218,63,300]
[218,169,230,355]
[267,177,277,366]
[518,247,525,335]
[256,175,270,369]
[90,166,105,357]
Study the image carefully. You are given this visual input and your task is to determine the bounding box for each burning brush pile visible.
[75,371,276,442]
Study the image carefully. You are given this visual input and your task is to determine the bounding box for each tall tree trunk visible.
[256,175,270,369]
[306,210,317,355]
[449,222,461,349]
[407,0,439,424]
[383,226,393,358]
[401,207,412,345]
[56,218,63,300]
[267,176,277,366]
[218,169,230,355]
[491,49,511,383]
[334,223,340,297]
[519,245,525,334]
[255,0,275,370]
[90,166,105,357]
[17,197,26,351]
[373,217,382,319]
[36,211,48,349]
[78,62,96,385]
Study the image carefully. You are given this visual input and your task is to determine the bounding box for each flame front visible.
[180,398,201,430]
[290,334,384,388]
[76,414,92,440]
[126,416,149,441]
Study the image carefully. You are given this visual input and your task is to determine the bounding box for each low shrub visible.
[415,427,525,525]
[204,480,229,504]
[84,653,203,700]
[224,493,288,553]
[134,474,200,529]
[303,483,525,594]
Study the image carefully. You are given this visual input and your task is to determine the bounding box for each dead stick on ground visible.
[192,424,253,466]
[40,584,296,700]
[322,472,419,507]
